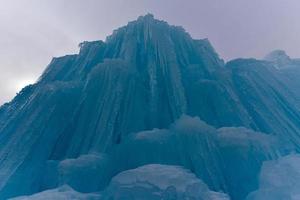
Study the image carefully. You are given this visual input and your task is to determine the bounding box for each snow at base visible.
[101,164,229,200]
[13,164,229,200]
[247,154,300,200]
[10,185,101,200]
[8,115,285,200]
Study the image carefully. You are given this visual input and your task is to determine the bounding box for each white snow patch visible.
[247,154,300,200]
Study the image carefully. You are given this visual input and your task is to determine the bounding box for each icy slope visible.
[226,59,300,148]
[0,14,300,199]
[264,51,300,110]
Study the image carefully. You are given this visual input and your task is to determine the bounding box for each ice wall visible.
[0,14,300,199]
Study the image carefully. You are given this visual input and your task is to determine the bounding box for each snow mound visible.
[101,164,229,200]
[247,154,300,200]
[40,153,112,193]
[10,185,101,200]
[57,153,111,192]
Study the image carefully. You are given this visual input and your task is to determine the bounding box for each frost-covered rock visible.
[100,164,229,200]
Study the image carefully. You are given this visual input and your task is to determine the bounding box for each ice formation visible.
[0,14,300,199]
[111,116,281,199]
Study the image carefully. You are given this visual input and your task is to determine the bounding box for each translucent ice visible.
[0,14,300,199]
[111,115,281,199]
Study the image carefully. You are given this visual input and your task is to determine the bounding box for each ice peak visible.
[135,13,170,29]
[263,49,295,68]
[106,13,190,47]
[264,50,291,62]
[137,13,155,21]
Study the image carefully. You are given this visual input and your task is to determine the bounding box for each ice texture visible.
[111,115,280,199]
[0,14,300,199]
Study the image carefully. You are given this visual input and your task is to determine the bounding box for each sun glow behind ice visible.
[14,78,36,92]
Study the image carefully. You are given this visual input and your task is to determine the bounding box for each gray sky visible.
[0,0,300,104]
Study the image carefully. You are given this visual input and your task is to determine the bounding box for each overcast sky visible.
[0,0,299,104]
